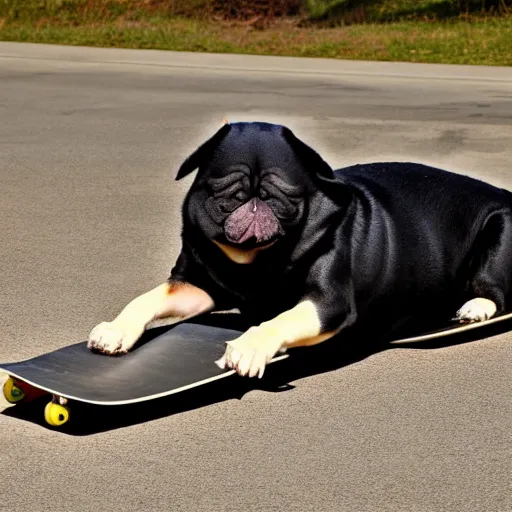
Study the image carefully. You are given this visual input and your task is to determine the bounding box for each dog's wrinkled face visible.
[205,163,305,247]
[177,122,334,261]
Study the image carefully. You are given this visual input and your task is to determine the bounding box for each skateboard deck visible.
[2,312,511,428]
[0,321,288,427]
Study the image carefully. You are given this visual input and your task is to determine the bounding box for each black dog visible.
[88,121,512,378]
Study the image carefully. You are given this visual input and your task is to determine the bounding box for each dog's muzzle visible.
[224,198,284,245]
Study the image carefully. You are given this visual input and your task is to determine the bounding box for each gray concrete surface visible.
[0,42,511,512]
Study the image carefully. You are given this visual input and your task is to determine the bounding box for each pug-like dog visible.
[88,121,512,378]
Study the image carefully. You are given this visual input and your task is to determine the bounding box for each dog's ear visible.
[175,123,232,181]
[281,126,349,203]
[280,126,334,180]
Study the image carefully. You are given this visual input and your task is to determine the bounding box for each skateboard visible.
[2,312,511,428]
[0,321,288,427]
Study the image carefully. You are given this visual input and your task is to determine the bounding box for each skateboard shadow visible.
[4,313,511,435]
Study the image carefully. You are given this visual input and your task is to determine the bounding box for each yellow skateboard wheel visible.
[3,377,25,403]
[44,402,70,427]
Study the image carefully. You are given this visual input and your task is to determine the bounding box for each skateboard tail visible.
[389,311,512,345]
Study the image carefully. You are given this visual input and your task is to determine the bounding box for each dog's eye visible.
[235,191,248,201]
[218,199,239,214]
[260,189,269,200]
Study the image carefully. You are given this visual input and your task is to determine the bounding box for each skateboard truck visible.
[2,375,70,427]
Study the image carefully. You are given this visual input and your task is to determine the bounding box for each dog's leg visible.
[454,297,497,323]
[215,300,338,378]
[216,247,357,378]
[460,209,512,320]
[87,281,214,355]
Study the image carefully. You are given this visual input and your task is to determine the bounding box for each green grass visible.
[0,1,511,66]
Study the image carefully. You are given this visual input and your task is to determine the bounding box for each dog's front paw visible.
[454,298,497,324]
[87,321,144,355]
[215,327,283,379]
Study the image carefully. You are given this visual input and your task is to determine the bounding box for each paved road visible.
[1,43,511,512]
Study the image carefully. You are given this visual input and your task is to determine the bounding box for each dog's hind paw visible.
[454,298,497,324]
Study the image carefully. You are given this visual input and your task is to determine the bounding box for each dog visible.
[88,121,512,378]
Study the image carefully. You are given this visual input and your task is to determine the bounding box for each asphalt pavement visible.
[0,42,511,512]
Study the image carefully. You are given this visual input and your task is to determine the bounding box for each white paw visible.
[455,298,497,324]
[87,321,144,355]
[215,327,283,379]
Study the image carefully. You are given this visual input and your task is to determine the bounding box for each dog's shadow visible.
[5,313,512,435]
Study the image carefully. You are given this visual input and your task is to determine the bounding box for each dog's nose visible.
[224,198,283,244]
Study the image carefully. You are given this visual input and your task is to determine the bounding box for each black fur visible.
[170,122,512,339]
